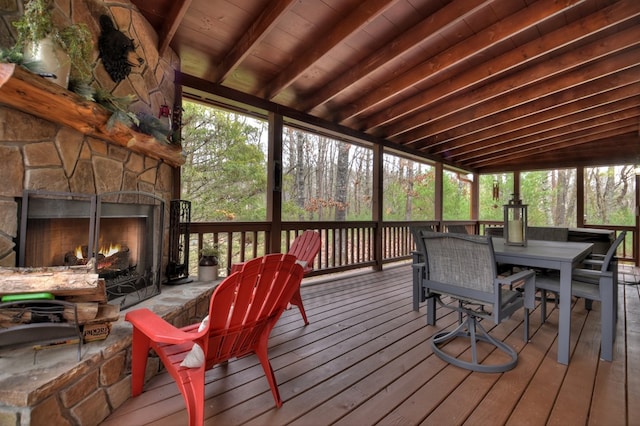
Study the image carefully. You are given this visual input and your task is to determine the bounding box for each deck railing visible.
[187,220,636,278]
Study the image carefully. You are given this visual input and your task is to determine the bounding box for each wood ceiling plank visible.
[363,0,640,133]
[395,45,640,146]
[158,0,193,57]
[467,119,639,169]
[450,105,640,163]
[299,0,492,112]
[335,0,585,124]
[408,69,640,152]
[431,84,640,156]
[259,0,397,100]
[477,134,640,172]
[214,0,297,82]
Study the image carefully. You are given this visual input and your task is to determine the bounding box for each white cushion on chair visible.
[180,343,204,368]
[180,315,210,368]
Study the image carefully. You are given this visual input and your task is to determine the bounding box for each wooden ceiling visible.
[130,0,640,173]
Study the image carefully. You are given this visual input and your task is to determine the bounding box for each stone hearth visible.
[0,280,217,425]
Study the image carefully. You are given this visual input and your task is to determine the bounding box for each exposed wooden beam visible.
[456,107,640,164]
[334,0,586,124]
[259,0,397,100]
[362,0,640,133]
[469,120,639,169]
[299,0,493,112]
[214,0,297,83]
[424,82,640,153]
[410,68,640,151]
[434,87,640,158]
[477,134,640,173]
[397,48,640,146]
[158,0,192,57]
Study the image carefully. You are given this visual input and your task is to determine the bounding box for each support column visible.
[576,167,584,228]
[435,162,443,230]
[372,144,383,271]
[267,112,283,254]
[471,172,479,233]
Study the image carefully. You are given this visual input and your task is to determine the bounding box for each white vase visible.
[198,265,218,282]
[23,35,71,88]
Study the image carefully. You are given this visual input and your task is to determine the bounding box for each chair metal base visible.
[431,315,518,373]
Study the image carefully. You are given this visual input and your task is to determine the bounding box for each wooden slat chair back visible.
[285,230,321,324]
[125,254,304,425]
[287,230,321,274]
[414,230,535,372]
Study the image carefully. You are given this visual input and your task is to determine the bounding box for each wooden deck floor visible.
[103,264,640,425]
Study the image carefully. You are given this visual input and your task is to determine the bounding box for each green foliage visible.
[442,170,471,220]
[478,173,513,221]
[12,0,93,83]
[92,88,139,129]
[199,244,220,257]
[180,102,267,221]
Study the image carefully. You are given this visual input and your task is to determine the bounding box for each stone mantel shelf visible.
[0,63,185,167]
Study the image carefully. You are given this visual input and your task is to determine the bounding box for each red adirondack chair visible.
[230,230,321,325]
[285,230,321,324]
[125,254,304,426]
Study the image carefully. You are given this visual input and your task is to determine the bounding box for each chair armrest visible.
[411,251,424,264]
[572,268,613,283]
[587,253,606,260]
[496,269,535,286]
[581,258,604,267]
[125,308,204,344]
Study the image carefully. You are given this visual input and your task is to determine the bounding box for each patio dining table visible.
[492,238,593,365]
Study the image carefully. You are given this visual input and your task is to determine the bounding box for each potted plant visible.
[198,244,220,281]
[12,0,92,88]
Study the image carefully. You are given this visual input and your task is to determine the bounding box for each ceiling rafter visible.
[433,85,640,156]
[397,48,640,146]
[335,0,586,125]
[214,0,297,83]
[410,67,640,151]
[259,0,398,100]
[469,120,639,169]
[299,0,493,113]
[453,106,640,163]
[363,0,640,134]
[158,0,192,57]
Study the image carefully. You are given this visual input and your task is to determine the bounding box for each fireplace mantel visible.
[0,63,185,167]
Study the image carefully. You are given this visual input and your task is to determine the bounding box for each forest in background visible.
[180,102,636,227]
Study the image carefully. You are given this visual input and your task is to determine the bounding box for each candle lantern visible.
[504,194,527,246]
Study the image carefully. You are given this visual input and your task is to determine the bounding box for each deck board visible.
[103,264,639,425]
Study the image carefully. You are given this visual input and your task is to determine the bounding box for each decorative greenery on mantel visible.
[0,63,185,167]
[1,0,175,146]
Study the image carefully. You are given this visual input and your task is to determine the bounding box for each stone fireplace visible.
[0,0,182,277]
[18,190,165,309]
[0,1,192,423]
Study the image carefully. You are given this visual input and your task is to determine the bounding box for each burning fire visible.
[75,243,122,259]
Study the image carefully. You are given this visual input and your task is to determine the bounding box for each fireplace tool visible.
[165,200,193,284]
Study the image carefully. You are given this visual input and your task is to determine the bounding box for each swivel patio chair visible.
[535,231,625,361]
[414,230,535,373]
[125,254,304,426]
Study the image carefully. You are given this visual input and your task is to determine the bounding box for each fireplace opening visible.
[18,191,164,309]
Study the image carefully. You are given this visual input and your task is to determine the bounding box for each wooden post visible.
[372,144,383,271]
[267,112,283,254]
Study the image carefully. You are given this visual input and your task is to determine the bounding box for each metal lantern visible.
[504,194,528,246]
